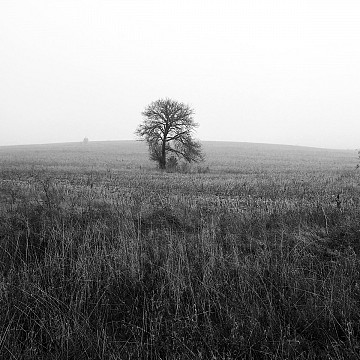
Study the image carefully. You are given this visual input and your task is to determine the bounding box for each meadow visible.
[0,140,359,359]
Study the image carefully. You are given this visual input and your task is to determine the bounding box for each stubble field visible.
[0,141,359,359]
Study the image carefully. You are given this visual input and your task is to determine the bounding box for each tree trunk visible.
[159,139,166,169]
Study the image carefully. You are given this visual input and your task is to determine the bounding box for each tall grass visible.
[0,144,360,359]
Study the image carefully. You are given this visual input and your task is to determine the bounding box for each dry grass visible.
[0,141,359,359]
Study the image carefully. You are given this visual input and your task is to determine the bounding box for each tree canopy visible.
[136,98,203,169]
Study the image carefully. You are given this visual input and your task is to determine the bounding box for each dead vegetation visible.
[0,142,359,359]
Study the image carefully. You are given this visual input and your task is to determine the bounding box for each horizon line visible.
[0,139,356,152]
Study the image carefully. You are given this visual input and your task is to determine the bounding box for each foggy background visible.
[1,0,359,149]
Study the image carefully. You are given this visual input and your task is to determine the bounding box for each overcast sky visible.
[1,0,359,149]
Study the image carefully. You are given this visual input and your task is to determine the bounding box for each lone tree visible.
[136,98,204,169]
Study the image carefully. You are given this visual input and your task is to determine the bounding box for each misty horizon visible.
[0,139,357,152]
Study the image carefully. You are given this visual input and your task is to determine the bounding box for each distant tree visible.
[83,137,89,144]
[136,98,204,169]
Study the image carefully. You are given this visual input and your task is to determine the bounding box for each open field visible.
[0,141,359,359]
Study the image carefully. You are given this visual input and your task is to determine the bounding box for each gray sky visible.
[1,0,359,149]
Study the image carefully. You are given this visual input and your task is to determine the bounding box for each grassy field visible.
[0,140,359,359]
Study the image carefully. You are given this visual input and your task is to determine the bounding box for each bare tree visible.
[136,98,204,169]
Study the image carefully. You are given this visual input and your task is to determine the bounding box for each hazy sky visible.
[1,0,359,149]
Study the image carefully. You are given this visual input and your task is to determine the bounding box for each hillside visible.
[1,140,359,358]
[0,140,356,172]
